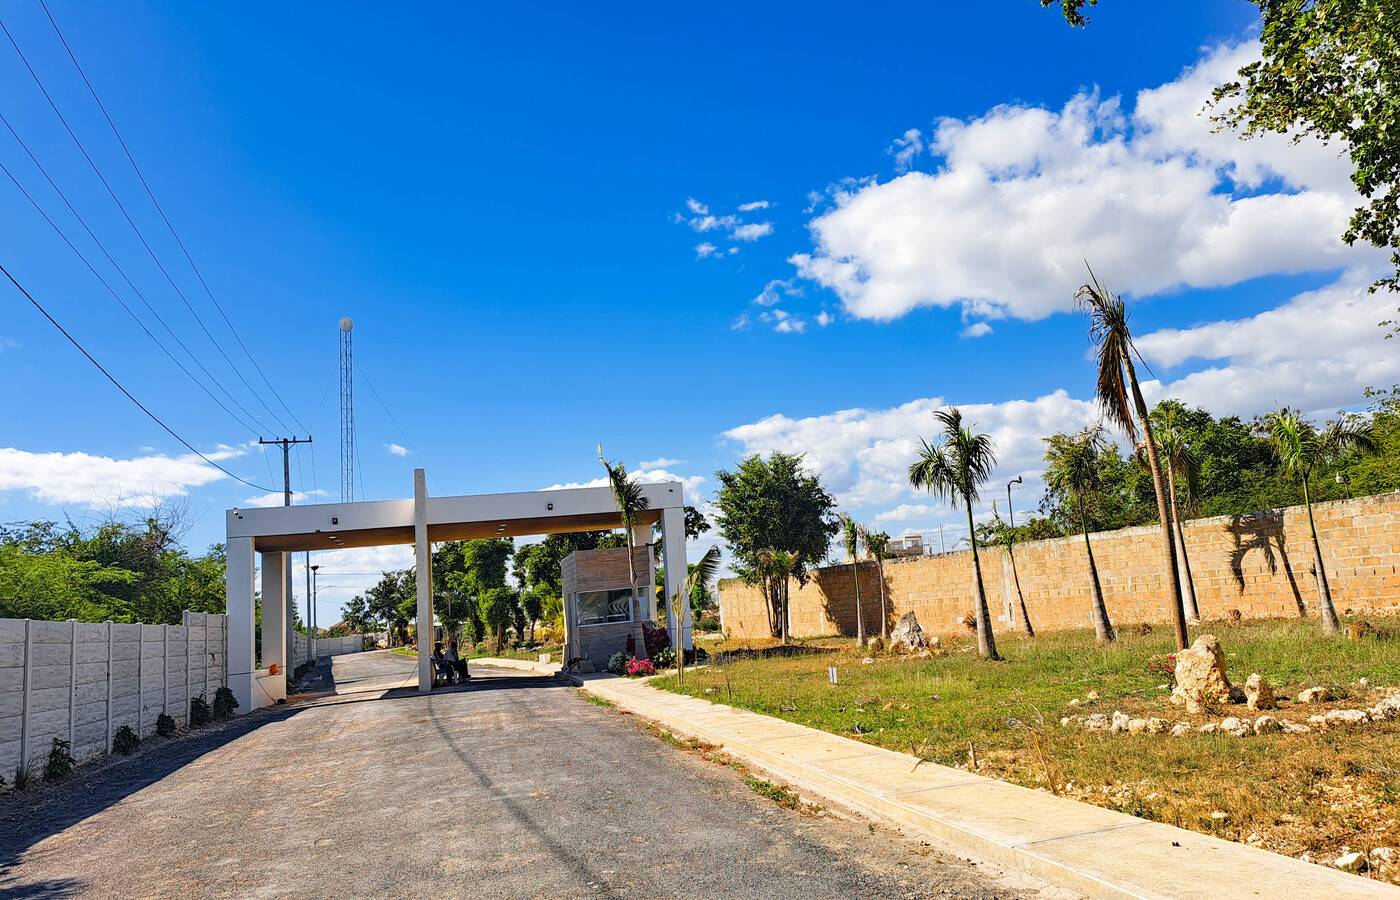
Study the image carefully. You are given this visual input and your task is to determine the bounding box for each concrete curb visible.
[573,674,1400,900]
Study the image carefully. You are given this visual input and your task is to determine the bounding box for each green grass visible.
[656,615,1400,873]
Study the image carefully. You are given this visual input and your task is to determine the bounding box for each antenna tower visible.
[339,318,354,502]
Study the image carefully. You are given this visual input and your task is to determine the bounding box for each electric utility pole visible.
[259,436,312,667]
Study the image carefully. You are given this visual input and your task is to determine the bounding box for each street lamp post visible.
[1005,476,1034,636]
[309,564,319,662]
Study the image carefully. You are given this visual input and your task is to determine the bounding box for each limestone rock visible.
[1087,690,1101,701]
[1146,717,1170,734]
[868,636,885,653]
[861,657,874,665]
[1199,723,1220,735]
[1296,686,1330,704]
[1220,717,1252,737]
[1371,847,1397,865]
[1169,722,1193,737]
[1325,708,1369,726]
[1335,851,1368,873]
[889,612,929,652]
[1170,634,1233,714]
[1308,714,1327,726]
[1281,720,1312,735]
[1253,715,1281,735]
[1371,695,1400,720]
[1060,716,1072,728]
[1127,718,1148,735]
[1084,713,1110,731]
[1244,673,1276,710]
[1068,698,1081,707]
[1110,711,1131,733]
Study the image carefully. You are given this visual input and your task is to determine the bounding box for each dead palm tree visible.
[908,407,1000,660]
[1152,427,1202,623]
[667,545,721,685]
[1262,409,1376,634]
[1075,269,1188,650]
[858,525,892,642]
[599,445,651,657]
[839,515,866,646]
[1044,427,1115,642]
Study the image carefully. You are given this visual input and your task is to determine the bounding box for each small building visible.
[561,546,654,668]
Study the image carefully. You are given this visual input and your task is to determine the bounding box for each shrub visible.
[642,622,671,657]
[156,713,176,736]
[189,694,212,727]
[12,765,30,791]
[625,657,655,677]
[213,686,239,719]
[1146,654,1177,680]
[607,651,629,676]
[695,613,722,632]
[44,738,74,782]
[113,725,140,755]
[653,647,677,669]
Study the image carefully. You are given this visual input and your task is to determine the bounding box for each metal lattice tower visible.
[339,317,354,502]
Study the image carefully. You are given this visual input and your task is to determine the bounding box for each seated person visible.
[431,642,455,685]
[443,642,470,681]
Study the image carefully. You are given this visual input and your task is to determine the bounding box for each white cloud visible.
[690,214,739,233]
[754,278,798,307]
[790,42,1378,324]
[243,489,329,508]
[887,127,924,172]
[761,309,807,334]
[738,200,771,212]
[686,198,709,215]
[0,446,241,506]
[724,390,1094,513]
[731,313,751,330]
[961,322,993,338]
[730,222,774,241]
[543,467,707,505]
[385,443,410,457]
[696,242,719,258]
[640,457,685,469]
[816,310,834,327]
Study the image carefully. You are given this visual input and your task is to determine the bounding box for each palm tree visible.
[756,548,797,644]
[1151,425,1202,623]
[667,545,721,685]
[1262,409,1375,634]
[858,526,892,642]
[839,515,866,646]
[908,407,1000,660]
[599,445,652,658]
[1076,269,1188,650]
[1044,427,1115,642]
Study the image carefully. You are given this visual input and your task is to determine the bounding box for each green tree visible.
[599,446,652,657]
[1044,0,1400,293]
[480,587,519,654]
[365,570,412,646]
[858,526,893,642]
[714,452,839,639]
[908,408,1001,660]
[1077,270,1188,650]
[1261,408,1376,633]
[684,506,711,540]
[1044,428,1116,642]
[839,515,867,646]
[664,545,721,685]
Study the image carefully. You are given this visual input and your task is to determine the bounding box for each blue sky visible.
[1,1,1393,620]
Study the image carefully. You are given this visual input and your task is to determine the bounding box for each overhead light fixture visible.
[547,503,553,510]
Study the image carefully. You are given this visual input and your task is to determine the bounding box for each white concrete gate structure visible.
[225,469,690,713]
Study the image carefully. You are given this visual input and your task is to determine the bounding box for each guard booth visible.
[224,469,690,712]
[561,546,656,668]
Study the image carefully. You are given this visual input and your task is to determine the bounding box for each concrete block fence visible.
[288,633,363,673]
[0,612,227,777]
[720,493,1400,640]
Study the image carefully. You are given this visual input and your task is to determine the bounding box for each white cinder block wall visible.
[0,612,227,776]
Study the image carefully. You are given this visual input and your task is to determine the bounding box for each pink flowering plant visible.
[625,656,655,677]
[1146,653,1176,680]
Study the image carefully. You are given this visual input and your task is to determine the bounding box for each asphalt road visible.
[0,651,1063,899]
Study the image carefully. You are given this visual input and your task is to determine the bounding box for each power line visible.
[0,261,274,492]
[354,358,445,494]
[37,0,307,433]
[0,115,267,434]
[0,16,295,435]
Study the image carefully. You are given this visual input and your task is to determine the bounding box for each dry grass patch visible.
[661,616,1400,881]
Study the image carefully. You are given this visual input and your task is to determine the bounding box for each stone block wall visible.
[0,612,227,776]
[720,493,1400,640]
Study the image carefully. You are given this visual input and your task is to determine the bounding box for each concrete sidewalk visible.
[565,670,1399,900]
